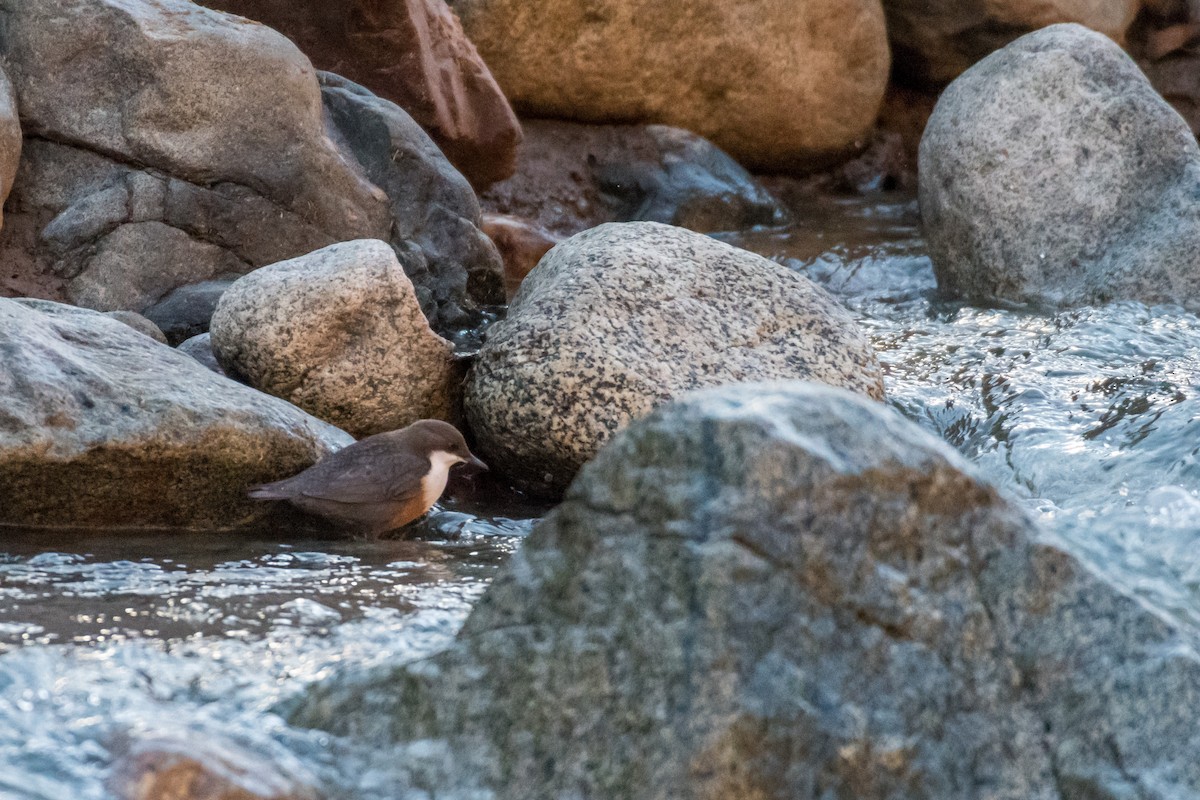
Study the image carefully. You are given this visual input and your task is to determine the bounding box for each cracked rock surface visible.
[0,0,498,331]
[0,297,351,530]
[292,382,1200,799]
[464,221,884,494]
[210,240,461,438]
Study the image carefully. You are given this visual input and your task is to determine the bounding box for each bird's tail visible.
[248,482,291,500]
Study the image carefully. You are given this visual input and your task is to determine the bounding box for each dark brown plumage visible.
[249,419,486,536]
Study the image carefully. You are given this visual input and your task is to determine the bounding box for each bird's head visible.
[406,419,488,472]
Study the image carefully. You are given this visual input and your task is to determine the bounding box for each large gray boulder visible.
[0,298,351,530]
[293,382,1200,799]
[210,240,461,438]
[0,0,497,330]
[464,222,884,494]
[920,24,1200,310]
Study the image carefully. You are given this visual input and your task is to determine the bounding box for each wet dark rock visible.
[177,332,227,377]
[481,119,788,239]
[143,278,236,346]
[319,72,505,320]
[0,297,351,530]
[293,381,1200,799]
[211,240,461,438]
[464,222,883,494]
[195,0,522,191]
[921,24,1200,310]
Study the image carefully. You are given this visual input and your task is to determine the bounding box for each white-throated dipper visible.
[249,419,487,536]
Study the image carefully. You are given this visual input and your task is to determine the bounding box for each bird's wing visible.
[288,442,429,506]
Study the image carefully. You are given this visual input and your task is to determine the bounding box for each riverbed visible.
[4,189,1200,797]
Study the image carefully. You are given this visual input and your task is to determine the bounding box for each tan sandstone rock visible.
[447,0,891,172]
[211,240,460,438]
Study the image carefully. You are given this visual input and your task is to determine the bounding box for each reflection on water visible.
[6,189,1200,796]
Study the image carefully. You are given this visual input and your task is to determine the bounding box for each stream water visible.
[4,190,1200,797]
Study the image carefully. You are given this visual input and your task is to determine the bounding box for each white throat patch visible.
[420,450,465,511]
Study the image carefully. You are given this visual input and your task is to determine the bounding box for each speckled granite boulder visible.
[0,63,19,231]
[447,0,890,171]
[0,298,351,530]
[294,382,1200,799]
[464,222,884,494]
[211,240,460,438]
[921,24,1200,310]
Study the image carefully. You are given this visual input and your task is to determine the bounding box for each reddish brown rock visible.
[110,736,319,800]
[481,213,560,300]
[198,0,521,189]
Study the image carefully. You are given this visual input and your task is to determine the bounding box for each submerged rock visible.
[448,0,890,172]
[211,240,461,438]
[921,24,1200,310]
[480,119,788,239]
[883,0,1140,86]
[110,735,320,800]
[0,298,351,530]
[293,381,1200,799]
[464,222,884,494]
[196,0,522,190]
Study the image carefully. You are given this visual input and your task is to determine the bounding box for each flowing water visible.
[5,190,1200,796]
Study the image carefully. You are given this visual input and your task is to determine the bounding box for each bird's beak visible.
[465,453,488,471]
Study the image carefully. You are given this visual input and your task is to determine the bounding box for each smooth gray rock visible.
[103,310,167,344]
[177,332,226,377]
[0,298,351,530]
[920,24,1200,310]
[292,381,1200,799]
[143,278,236,345]
[211,240,461,438]
[464,222,884,494]
[320,72,505,324]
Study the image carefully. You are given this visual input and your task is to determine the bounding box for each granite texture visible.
[211,240,461,438]
[921,24,1200,310]
[464,222,884,493]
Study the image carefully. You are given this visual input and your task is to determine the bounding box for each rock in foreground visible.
[465,222,884,493]
[0,298,351,530]
[921,24,1200,310]
[449,0,890,171]
[294,381,1200,799]
[211,240,460,438]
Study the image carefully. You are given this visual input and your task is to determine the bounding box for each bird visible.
[248,419,487,536]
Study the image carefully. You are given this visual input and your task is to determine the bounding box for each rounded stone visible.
[210,240,461,437]
[464,221,884,493]
[447,0,891,172]
[920,24,1200,310]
